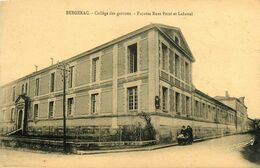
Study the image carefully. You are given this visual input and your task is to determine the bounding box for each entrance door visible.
[17,110,23,129]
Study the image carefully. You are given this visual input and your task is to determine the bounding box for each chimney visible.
[35,65,38,72]
[225,91,229,97]
[50,58,54,65]
[239,97,245,104]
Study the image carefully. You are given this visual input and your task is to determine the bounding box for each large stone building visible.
[215,91,248,132]
[0,23,247,142]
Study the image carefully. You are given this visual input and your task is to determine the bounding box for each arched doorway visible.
[17,110,23,129]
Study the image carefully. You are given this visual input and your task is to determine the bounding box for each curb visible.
[76,143,178,155]
[76,134,237,155]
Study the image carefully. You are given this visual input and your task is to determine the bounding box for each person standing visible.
[180,125,186,136]
[186,125,193,143]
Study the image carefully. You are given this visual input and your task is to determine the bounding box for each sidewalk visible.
[76,134,226,155]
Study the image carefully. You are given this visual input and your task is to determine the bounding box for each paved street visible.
[0,133,258,168]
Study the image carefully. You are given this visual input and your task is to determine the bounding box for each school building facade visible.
[0,23,249,141]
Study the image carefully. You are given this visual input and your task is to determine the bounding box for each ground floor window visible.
[175,92,180,114]
[186,96,190,115]
[67,97,74,116]
[11,108,15,122]
[162,87,168,112]
[48,101,54,118]
[127,86,138,110]
[91,93,99,114]
[34,104,39,119]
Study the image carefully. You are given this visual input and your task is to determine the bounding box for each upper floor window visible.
[35,78,40,96]
[202,103,205,118]
[48,101,54,118]
[162,87,168,111]
[21,84,24,94]
[185,62,189,83]
[195,100,199,117]
[68,66,74,88]
[92,57,100,82]
[67,97,74,116]
[12,86,15,101]
[175,54,180,78]
[162,43,168,70]
[128,43,137,73]
[25,83,28,95]
[91,93,99,114]
[127,86,138,110]
[50,72,55,92]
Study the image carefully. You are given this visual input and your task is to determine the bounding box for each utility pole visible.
[57,61,70,153]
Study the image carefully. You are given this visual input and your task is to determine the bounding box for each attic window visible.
[175,36,180,45]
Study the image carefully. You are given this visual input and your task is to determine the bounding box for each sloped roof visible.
[153,23,195,62]
[214,96,247,108]
[194,89,236,112]
[1,23,195,87]
[15,94,29,104]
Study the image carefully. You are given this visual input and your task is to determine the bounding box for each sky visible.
[0,0,259,118]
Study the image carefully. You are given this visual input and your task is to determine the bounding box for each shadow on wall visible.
[241,129,260,165]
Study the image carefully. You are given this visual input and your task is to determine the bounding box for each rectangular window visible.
[186,96,190,115]
[162,87,168,111]
[21,84,24,94]
[92,57,100,82]
[50,73,55,92]
[34,104,39,119]
[11,108,15,122]
[175,92,180,114]
[68,66,74,88]
[12,86,15,101]
[202,103,205,118]
[48,101,54,118]
[67,98,74,116]
[128,43,138,73]
[35,78,40,96]
[185,62,189,83]
[213,107,216,120]
[195,101,200,117]
[91,93,99,114]
[162,43,168,70]
[25,83,28,95]
[175,54,180,78]
[207,105,210,119]
[1,109,6,121]
[127,86,138,110]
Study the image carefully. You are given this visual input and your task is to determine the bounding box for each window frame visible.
[88,89,101,115]
[127,86,138,111]
[33,103,39,120]
[162,86,168,112]
[127,43,138,74]
[35,78,40,96]
[123,80,141,113]
[66,95,75,116]
[50,72,55,93]
[161,43,168,71]
[68,66,74,88]
[48,99,55,118]
[91,57,100,83]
